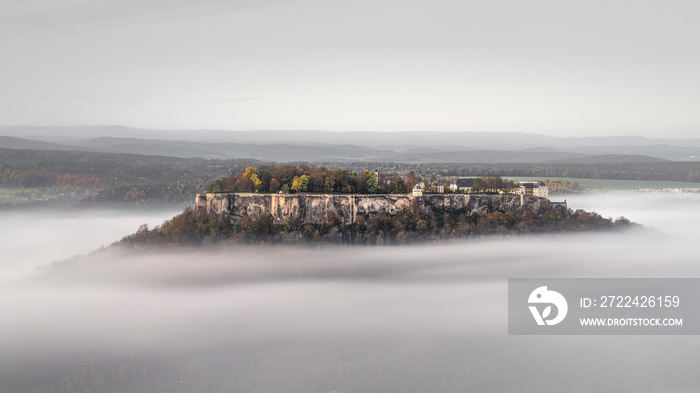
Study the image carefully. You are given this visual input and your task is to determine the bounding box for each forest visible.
[207,164,409,194]
[0,148,258,208]
[0,148,261,188]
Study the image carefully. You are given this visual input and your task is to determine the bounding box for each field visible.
[0,187,62,204]
[508,177,700,191]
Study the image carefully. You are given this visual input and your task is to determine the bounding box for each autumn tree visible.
[291,176,303,192]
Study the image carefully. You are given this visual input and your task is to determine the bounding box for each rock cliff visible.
[195,193,559,224]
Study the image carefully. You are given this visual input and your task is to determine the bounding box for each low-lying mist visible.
[0,209,180,282]
[2,192,700,392]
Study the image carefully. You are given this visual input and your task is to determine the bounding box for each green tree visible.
[366,172,379,193]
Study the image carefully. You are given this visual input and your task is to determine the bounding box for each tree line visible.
[317,161,700,183]
[206,164,422,194]
[206,164,525,195]
[0,148,257,190]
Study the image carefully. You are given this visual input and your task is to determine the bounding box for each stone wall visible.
[195,192,555,224]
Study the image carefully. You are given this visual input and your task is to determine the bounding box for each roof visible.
[455,178,478,188]
[520,181,546,188]
[413,184,422,189]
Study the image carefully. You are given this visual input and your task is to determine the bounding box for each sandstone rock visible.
[196,193,558,224]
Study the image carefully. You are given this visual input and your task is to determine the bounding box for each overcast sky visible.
[1,0,698,137]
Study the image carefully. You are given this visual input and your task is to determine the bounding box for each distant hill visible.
[2,125,700,147]
[0,125,698,162]
[383,149,591,163]
[0,136,75,151]
[566,144,700,161]
[547,154,669,164]
[0,135,598,163]
[79,137,231,158]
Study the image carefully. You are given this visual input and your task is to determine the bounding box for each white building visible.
[412,184,423,196]
[517,181,549,199]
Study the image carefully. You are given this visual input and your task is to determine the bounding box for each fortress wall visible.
[195,192,551,224]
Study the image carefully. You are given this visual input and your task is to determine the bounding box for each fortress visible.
[195,192,563,224]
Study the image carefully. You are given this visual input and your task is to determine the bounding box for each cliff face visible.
[196,193,556,224]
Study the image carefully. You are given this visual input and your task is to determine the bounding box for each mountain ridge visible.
[0,126,697,162]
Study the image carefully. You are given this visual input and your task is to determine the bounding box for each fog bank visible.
[2,193,700,392]
[0,209,179,282]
